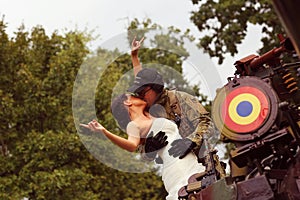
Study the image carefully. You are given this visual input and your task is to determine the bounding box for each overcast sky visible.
[1,0,201,43]
[1,0,263,98]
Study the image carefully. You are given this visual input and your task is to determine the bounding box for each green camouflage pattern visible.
[153,89,212,147]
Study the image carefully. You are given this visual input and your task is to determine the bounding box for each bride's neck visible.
[130,108,150,121]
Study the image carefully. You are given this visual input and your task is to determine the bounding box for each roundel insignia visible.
[212,76,279,141]
[221,86,269,133]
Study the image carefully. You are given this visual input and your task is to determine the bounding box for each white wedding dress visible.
[146,118,205,200]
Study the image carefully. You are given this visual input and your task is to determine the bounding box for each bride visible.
[81,93,205,200]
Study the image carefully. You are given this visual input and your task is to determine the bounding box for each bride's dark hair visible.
[111,93,131,130]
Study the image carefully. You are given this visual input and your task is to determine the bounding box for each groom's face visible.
[137,86,157,107]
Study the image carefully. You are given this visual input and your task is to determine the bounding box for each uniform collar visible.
[154,89,168,106]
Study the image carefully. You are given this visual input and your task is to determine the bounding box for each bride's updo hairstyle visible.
[111,93,131,130]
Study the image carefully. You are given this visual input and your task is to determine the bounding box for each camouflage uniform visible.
[151,89,213,147]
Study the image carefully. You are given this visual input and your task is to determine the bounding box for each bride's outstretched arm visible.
[80,120,140,152]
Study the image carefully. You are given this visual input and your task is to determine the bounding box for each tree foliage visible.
[0,19,166,199]
[190,0,285,64]
[0,16,210,199]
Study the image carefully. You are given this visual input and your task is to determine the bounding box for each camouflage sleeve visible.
[188,114,214,146]
[176,91,214,147]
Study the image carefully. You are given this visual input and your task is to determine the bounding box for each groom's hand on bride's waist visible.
[145,131,168,157]
[168,138,196,159]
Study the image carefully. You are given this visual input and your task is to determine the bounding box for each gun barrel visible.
[249,37,294,69]
[249,46,285,69]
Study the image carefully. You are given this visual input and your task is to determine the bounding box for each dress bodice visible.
[147,118,205,200]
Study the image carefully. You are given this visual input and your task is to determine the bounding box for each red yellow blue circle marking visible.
[221,86,269,133]
[228,93,261,125]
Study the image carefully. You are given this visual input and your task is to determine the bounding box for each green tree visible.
[0,19,165,199]
[0,14,212,199]
[190,0,285,64]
